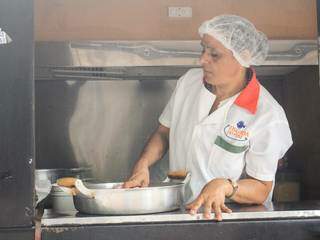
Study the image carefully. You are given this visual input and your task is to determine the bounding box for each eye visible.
[200,43,220,59]
[210,51,220,59]
[210,53,219,58]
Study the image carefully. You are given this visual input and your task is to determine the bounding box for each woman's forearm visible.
[135,124,170,169]
[230,178,273,204]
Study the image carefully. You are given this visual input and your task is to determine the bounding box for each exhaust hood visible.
[35,40,318,81]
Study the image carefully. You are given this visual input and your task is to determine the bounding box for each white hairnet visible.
[198,15,269,67]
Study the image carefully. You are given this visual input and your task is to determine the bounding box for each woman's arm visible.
[138,124,170,168]
[231,177,272,204]
[123,124,170,188]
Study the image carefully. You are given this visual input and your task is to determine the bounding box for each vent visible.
[36,66,192,81]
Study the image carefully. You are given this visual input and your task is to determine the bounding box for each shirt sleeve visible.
[158,72,186,128]
[245,121,293,181]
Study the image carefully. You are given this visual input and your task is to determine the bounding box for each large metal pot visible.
[75,182,185,215]
[57,172,190,215]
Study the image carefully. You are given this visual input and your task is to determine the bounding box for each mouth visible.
[203,69,212,75]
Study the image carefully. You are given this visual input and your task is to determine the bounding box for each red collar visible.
[234,68,260,114]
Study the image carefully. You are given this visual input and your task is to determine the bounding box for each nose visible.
[200,49,210,66]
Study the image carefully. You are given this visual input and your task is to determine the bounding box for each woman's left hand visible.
[185,178,233,221]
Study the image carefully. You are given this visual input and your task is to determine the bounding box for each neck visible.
[213,68,248,101]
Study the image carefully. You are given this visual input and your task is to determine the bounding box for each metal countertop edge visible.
[42,210,320,227]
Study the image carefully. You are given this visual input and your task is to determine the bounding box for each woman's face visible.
[200,34,243,87]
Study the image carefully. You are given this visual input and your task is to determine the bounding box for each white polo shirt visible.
[159,68,293,202]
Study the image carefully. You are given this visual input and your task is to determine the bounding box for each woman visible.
[123,15,293,221]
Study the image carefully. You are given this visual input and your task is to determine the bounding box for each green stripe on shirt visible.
[214,136,248,153]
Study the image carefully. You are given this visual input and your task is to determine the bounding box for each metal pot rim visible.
[84,182,184,191]
[36,167,91,172]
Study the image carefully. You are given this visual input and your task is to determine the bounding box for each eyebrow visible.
[200,42,219,52]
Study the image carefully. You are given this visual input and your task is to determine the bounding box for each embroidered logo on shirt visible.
[224,121,249,141]
[237,121,246,129]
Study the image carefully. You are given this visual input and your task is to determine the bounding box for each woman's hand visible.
[186,178,233,221]
[122,163,150,188]
[123,124,169,189]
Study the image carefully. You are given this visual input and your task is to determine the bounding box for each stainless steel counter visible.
[41,201,320,226]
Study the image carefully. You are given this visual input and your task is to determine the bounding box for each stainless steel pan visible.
[35,167,93,205]
[57,171,190,215]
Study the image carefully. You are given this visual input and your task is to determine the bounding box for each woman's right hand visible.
[122,164,150,188]
[123,124,169,189]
